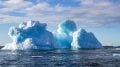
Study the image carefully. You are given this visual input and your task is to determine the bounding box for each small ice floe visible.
[113,53,120,57]
[52,56,56,58]
[31,56,43,58]
[115,48,120,50]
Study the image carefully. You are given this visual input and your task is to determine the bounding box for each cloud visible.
[0,0,33,14]
[0,0,120,27]
[68,0,120,27]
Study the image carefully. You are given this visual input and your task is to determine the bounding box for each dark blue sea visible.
[0,48,120,67]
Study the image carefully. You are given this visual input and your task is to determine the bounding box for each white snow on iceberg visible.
[71,29,102,49]
[2,20,55,50]
[54,20,77,48]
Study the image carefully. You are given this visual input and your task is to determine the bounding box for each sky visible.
[0,0,120,46]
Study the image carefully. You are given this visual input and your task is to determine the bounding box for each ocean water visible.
[0,48,120,67]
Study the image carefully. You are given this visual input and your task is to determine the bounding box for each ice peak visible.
[60,20,77,33]
[80,28,86,33]
[71,28,102,49]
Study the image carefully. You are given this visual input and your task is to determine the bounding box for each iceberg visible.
[2,20,55,50]
[54,20,77,48]
[2,20,102,50]
[71,29,102,49]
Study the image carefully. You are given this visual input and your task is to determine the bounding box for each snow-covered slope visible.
[2,20,55,50]
[71,29,102,49]
[54,20,77,48]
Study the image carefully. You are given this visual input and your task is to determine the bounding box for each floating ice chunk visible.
[2,38,34,50]
[113,53,120,57]
[31,56,43,58]
[2,42,17,50]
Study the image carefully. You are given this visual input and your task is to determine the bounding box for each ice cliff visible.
[2,21,55,50]
[71,29,102,49]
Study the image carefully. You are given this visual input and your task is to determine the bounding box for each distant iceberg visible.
[2,21,55,50]
[71,29,102,49]
[2,20,103,50]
